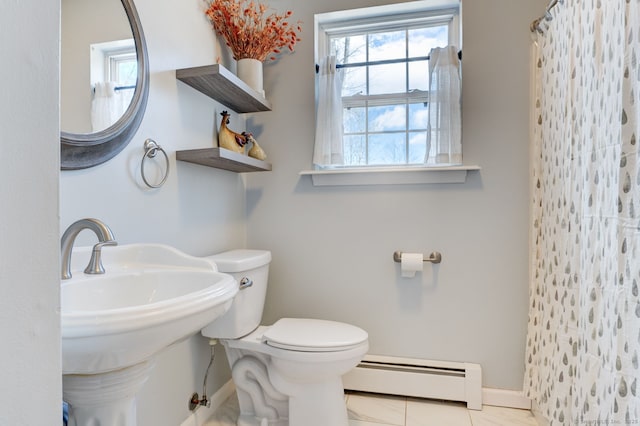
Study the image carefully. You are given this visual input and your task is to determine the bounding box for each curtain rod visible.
[92,85,136,94]
[315,50,462,73]
[530,0,560,33]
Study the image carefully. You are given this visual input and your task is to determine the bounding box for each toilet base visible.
[221,333,365,426]
[279,378,349,426]
[230,371,350,426]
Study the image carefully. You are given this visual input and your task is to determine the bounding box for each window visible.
[89,39,137,131]
[315,1,461,168]
[108,50,137,89]
[90,38,137,99]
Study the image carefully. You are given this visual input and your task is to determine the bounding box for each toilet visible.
[201,249,368,426]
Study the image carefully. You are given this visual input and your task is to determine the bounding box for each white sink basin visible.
[61,243,238,375]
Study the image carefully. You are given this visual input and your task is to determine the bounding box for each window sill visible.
[299,165,480,186]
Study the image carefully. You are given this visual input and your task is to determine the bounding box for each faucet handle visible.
[84,240,118,275]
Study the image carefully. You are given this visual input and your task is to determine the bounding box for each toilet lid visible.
[262,318,368,352]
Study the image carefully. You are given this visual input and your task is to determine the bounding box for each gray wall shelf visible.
[175,64,272,173]
[176,64,271,113]
[176,148,272,173]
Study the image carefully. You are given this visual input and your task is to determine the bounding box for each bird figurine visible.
[243,132,267,161]
[218,111,247,154]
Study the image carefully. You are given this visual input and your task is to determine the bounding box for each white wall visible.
[246,0,547,390]
[59,0,245,424]
[0,1,61,425]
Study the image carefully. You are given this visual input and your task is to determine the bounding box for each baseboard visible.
[481,388,532,410]
[179,380,236,426]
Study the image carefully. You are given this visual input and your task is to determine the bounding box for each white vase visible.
[237,58,265,97]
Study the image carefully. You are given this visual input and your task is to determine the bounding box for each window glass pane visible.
[342,67,366,97]
[331,34,366,64]
[408,25,449,57]
[408,102,428,130]
[369,63,405,95]
[408,60,429,91]
[116,59,137,86]
[369,30,406,62]
[408,131,427,163]
[369,133,406,165]
[320,5,459,167]
[344,107,366,133]
[368,104,406,132]
[344,135,367,166]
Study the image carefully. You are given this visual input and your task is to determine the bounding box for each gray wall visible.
[2,0,545,424]
[246,0,546,390]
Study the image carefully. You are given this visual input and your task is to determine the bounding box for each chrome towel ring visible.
[141,138,169,188]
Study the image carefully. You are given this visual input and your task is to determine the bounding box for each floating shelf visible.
[176,64,271,113]
[176,64,273,173]
[176,148,272,173]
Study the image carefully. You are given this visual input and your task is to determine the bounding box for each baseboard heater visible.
[342,355,482,410]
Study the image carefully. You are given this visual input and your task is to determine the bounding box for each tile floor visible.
[204,391,539,426]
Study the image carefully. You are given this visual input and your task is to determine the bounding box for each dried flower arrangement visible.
[204,0,302,62]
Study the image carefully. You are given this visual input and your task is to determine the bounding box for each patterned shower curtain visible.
[525,0,640,424]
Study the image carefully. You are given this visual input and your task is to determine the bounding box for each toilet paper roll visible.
[401,252,423,278]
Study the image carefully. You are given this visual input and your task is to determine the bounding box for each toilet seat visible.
[262,318,368,352]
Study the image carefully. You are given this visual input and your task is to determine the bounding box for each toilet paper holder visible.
[393,251,442,264]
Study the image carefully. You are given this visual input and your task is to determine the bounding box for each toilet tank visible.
[201,249,271,339]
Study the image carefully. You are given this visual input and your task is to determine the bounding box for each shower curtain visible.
[525,0,640,424]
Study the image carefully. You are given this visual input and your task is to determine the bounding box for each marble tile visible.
[349,421,399,426]
[203,390,539,426]
[347,393,406,426]
[469,405,539,426]
[203,395,239,426]
[405,398,472,426]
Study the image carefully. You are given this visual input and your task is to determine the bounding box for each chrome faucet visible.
[61,218,117,280]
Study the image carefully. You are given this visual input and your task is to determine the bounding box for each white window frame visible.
[90,38,136,89]
[108,51,137,87]
[304,0,478,185]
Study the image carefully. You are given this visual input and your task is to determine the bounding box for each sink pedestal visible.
[63,361,154,426]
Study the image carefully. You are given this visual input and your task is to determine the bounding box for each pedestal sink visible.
[61,244,238,426]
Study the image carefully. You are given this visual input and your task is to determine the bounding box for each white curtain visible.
[525,0,640,424]
[313,55,344,167]
[91,82,131,132]
[425,46,461,165]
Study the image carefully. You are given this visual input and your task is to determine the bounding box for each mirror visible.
[60,0,149,170]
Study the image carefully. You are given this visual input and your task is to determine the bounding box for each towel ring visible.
[141,139,169,188]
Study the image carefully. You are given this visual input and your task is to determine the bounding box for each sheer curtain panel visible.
[91,82,130,132]
[425,46,461,165]
[313,56,344,167]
